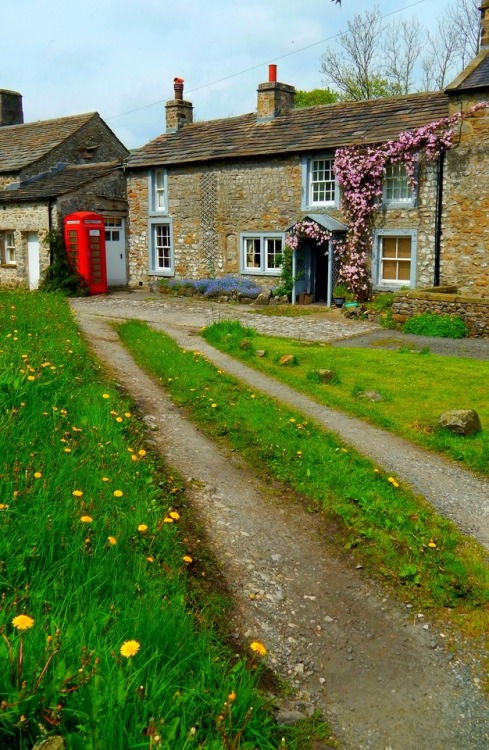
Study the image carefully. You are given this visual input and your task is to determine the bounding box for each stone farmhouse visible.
[126,4,489,304]
[0,91,128,289]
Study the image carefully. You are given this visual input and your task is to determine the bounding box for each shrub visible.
[38,229,89,297]
[403,312,469,338]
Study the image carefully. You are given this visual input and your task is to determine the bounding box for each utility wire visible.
[106,0,428,122]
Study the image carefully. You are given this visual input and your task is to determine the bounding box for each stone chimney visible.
[481,0,489,48]
[0,89,23,126]
[257,65,295,122]
[165,78,193,133]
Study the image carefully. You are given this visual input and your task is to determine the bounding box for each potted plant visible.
[333,283,349,308]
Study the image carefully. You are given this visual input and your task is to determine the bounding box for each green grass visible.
[202,320,489,475]
[0,292,285,750]
[118,320,489,640]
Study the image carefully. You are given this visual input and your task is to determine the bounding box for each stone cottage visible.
[125,7,489,302]
[0,92,129,289]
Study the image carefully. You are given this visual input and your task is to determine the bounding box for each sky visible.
[1,0,467,151]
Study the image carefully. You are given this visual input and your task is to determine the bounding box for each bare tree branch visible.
[382,17,424,94]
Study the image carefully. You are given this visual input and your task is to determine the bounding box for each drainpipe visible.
[48,199,54,265]
[433,149,445,287]
[327,237,334,307]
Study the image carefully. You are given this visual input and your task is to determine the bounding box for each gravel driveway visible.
[70,293,489,750]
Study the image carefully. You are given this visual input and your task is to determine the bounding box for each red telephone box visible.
[64,212,108,295]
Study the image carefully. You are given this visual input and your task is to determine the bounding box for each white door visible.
[105,218,127,286]
[27,232,40,290]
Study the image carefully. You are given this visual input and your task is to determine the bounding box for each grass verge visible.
[202,320,489,475]
[117,320,489,647]
[0,292,289,750]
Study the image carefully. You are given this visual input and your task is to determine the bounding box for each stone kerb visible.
[392,289,489,337]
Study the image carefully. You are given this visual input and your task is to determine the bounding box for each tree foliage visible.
[294,88,339,107]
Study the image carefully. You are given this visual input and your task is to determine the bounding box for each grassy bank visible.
[202,320,489,475]
[0,293,280,750]
[118,320,489,644]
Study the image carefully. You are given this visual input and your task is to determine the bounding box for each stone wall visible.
[392,289,489,337]
[127,155,438,289]
[442,96,489,296]
[0,202,50,287]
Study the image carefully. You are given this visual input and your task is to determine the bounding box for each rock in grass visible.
[239,339,252,350]
[254,289,271,305]
[33,737,65,750]
[438,409,482,435]
[279,354,296,366]
[255,350,266,358]
[360,390,383,402]
[317,369,335,383]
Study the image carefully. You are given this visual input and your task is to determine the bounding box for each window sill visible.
[1,263,17,268]
[242,269,281,276]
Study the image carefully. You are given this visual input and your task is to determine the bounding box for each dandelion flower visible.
[27,376,36,381]
[120,640,140,658]
[131,454,138,461]
[428,539,437,548]
[125,412,132,418]
[0,504,9,510]
[34,472,42,478]
[80,515,93,523]
[64,447,72,453]
[388,477,400,488]
[102,477,109,482]
[250,641,267,656]
[72,490,83,497]
[12,614,35,631]
[116,417,123,423]
[211,403,217,408]
[169,511,180,520]
[163,517,173,523]
[107,536,117,545]
[113,490,123,497]
[183,555,193,563]
[297,451,302,456]
[146,556,154,563]
[228,691,236,703]
[102,394,110,399]
[138,524,148,532]
[138,449,146,457]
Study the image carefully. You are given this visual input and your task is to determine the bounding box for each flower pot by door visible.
[333,296,345,308]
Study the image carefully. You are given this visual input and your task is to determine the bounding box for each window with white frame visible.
[1,231,16,265]
[383,163,414,205]
[149,168,168,213]
[150,223,173,274]
[379,235,412,284]
[302,156,337,208]
[241,234,283,274]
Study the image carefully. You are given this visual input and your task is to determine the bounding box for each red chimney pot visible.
[269,64,277,82]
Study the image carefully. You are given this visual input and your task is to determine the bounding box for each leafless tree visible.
[421,16,461,90]
[448,0,480,67]
[382,18,425,95]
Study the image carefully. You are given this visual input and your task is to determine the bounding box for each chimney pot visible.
[269,64,277,82]
[173,77,184,101]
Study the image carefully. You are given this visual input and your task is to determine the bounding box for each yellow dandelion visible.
[34,472,42,478]
[72,490,83,497]
[296,451,302,456]
[131,454,138,461]
[289,418,296,423]
[64,447,72,453]
[428,539,437,548]
[138,524,148,532]
[169,511,180,520]
[102,477,109,482]
[138,449,147,457]
[146,556,154,563]
[120,640,140,658]
[124,412,132,418]
[113,490,123,497]
[80,515,93,523]
[211,403,217,408]
[116,417,123,423]
[250,641,267,656]
[341,448,348,453]
[102,393,110,399]
[0,504,9,510]
[374,468,380,473]
[107,536,117,545]
[27,375,36,381]
[12,614,35,631]
[388,477,400,488]
[183,555,193,563]
[228,691,236,703]
[110,410,117,416]
[250,394,256,399]
[163,517,174,523]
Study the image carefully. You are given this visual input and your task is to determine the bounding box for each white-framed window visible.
[373,230,417,288]
[383,163,415,206]
[1,231,16,265]
[301,155,337,209]
[104,217,122,242]
[149,221,173,275]
[149,168,168,213]
[241,233,284,275]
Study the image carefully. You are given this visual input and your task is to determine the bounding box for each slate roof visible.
[446,51,489,92]
[128,92,449,169]
[0,162,121,202]
[0,112,97,173]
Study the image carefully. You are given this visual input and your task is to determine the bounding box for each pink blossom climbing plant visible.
[333,103,487,301]
[286,219,332,251]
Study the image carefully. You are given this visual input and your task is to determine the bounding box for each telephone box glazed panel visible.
[64,212,108,295]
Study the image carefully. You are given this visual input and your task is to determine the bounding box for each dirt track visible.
[70,295,489,750]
